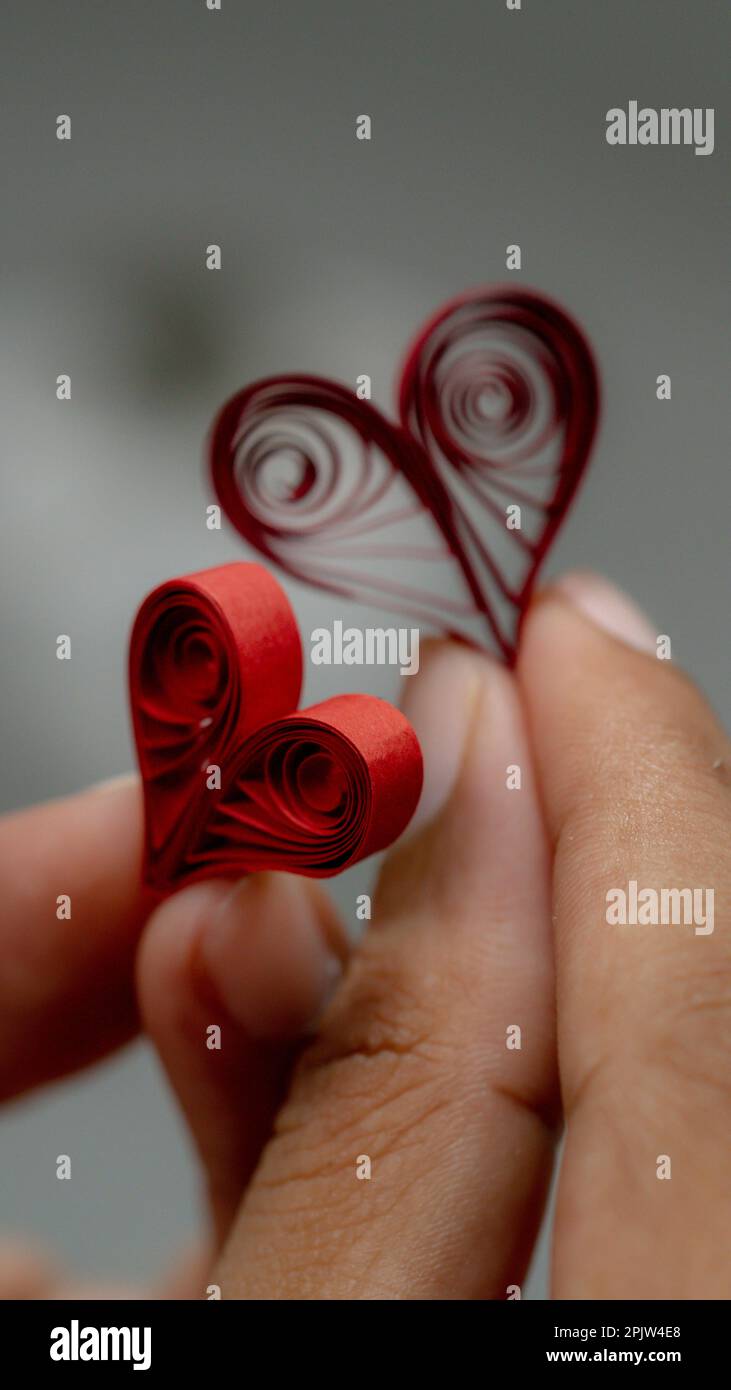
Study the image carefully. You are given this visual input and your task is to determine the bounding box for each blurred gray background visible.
[1,0,728,1298]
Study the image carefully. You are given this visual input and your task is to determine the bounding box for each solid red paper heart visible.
[129,562,423,895]
[208,286,600,661]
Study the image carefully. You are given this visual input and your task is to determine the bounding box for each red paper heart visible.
[129,563,423,894]
[208,287,600,661]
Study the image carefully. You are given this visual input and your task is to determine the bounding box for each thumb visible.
[516,571,731,1298]
[137,871,348,1244]
[214,643,558,1300]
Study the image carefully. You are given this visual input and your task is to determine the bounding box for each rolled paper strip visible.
[208,286,600,661]
[129,562,302,883]
[209,374,419,579]
[399,288,599,487]
[182,695,424,882]
[398,287,600,655]
[130,564,422,893]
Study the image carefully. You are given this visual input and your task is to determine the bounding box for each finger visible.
[517,572,731,1299]
[0,776,148,1099]
[153,1242,213,1300]
[0,1239,140,1301]
[0,1238,61,1299]
[0,1237,209,1301]
[48,1281,144,1300]
[215,643,558,1300]
[136,873,348,1244]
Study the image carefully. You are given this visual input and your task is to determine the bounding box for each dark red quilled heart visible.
[208,286,600,662]
[129,562,423,895]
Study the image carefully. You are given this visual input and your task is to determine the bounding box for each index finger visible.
[0,776,147,1100]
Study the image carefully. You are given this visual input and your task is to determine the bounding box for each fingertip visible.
[138,874,347,1045]
[378,636,547,923]
[399,638,501,838]
[518,569,731,852]
[196,873,346,1039]
[136,880,226,1010]
[521,570,658,664]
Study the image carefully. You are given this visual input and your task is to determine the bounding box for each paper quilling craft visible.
[130,563,423,894]
[131,287,599,893]
[209,286,600,661]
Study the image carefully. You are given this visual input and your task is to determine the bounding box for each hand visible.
[1,572,729,1299]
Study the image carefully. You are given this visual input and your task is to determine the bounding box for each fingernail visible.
[198,874,344,1039]
[400,640,487,837]
[552,571,658,654]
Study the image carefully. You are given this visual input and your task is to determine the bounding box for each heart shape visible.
[130,562,423,894]
[209,286,600,661]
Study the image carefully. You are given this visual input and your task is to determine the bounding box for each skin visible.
[0,570,729,1300]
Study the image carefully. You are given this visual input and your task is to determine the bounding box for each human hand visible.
[1,571,728,1299]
